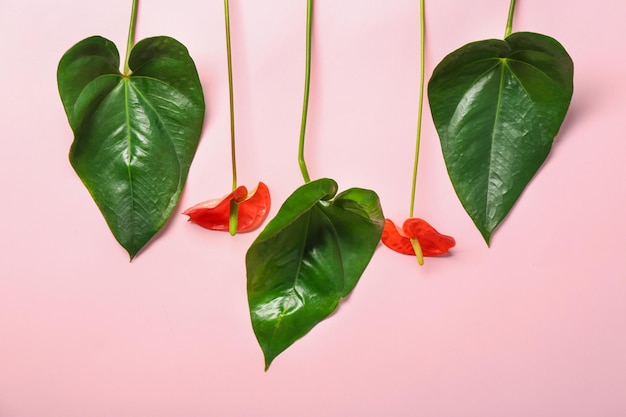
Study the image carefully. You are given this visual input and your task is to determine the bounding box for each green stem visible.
[298,0,313,184]
[409,0,426,218]
[225,0,238,191]
[409,0,426,266]
[123,0,139,76]
[225,0,239,236]
[504,0,517,38]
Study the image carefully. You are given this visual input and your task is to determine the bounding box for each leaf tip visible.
[263,354,276,372]
[127,249,139,262]
[477,224,493,247]
[124,240,145,261]
[483,233,492,248]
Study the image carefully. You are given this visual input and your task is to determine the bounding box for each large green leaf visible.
[246,178,384,370]
[58,36,205,258]
[428,32,573,244]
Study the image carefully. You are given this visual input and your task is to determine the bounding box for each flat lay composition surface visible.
[1,0,625,415]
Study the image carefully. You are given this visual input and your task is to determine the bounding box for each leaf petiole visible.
[298,0,313,184]
[504,0,517,38]
[123,0,139,76]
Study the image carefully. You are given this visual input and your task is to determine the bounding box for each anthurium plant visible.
[58,0,574,371]
[428,0,573,244]
[184,0,270,235]
[57,0,205,259]
[381,0,455,265]
[245,0,385,370]
[246,0,573,368]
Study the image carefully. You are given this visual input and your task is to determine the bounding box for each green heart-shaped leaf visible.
[428,31,573,244]
[58,36,205,258]
[246,178,384,370]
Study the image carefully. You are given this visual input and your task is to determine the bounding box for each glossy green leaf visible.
[428,32,573,244]
[246,178,384,370]
[58,36,205,258]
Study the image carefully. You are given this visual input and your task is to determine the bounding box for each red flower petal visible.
[381,218,455,256]
[402,218,455,256]
[234,182,271,232]
[183,182,270,232]
[381,219,414,255]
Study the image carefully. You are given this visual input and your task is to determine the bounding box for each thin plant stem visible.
[225,0,238,191]
[504,0,517,38]
[298,0,313,184]
[409,0,426,266]
[123,0,139,76]
[224,0,239,235]
[409,0,425,219]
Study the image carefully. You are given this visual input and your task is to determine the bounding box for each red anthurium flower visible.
[183,182,270,233]
[382,218,455,264]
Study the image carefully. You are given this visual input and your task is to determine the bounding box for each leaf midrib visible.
[266,204,345,354]
[123,78,137,247]
[266,209,312,357]
[129,77,185,202]
[484,62,507,233]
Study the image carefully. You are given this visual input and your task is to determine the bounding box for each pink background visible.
[1,0,625,415]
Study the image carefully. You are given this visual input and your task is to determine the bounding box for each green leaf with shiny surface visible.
[246,178,384,370]
[58,36,205,258]
[428,31,573,244]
